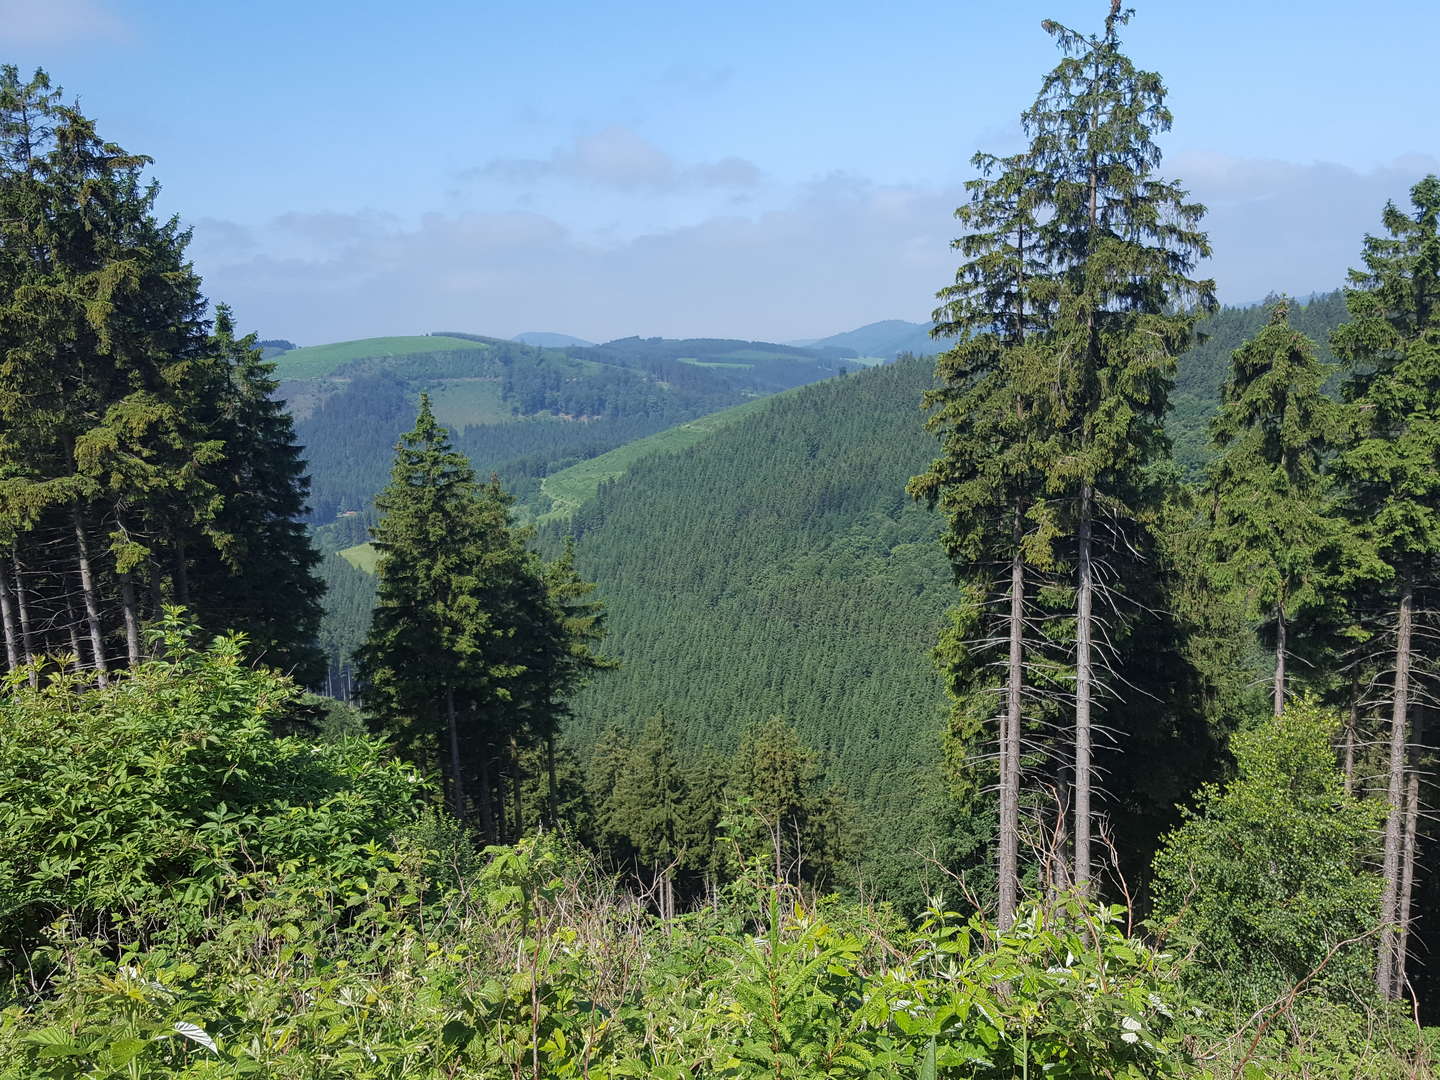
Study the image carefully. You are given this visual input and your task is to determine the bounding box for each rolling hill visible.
[513,331,594,347]
[803,319,939,362]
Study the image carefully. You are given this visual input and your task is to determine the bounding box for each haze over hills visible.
[513,331,595,348]
[799,319,939,361]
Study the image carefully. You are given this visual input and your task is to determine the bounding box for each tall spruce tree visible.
[918,5,1212,898]
[911,148,1058,929]
[1021,6,1213,886]
[1330,175,1440,999]
[1206,301,1343,715]
[0,66,325,680]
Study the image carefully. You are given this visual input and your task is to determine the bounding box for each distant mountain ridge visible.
[803,319,939,361]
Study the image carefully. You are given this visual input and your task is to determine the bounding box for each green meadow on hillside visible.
[273,335,489,379]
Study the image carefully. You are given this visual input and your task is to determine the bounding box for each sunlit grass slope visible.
[274,336,489,379]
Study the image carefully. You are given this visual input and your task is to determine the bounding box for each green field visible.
[428,378,510,428]
[274,336,489,379]
[535,392,788,522]
[338,544,380,573]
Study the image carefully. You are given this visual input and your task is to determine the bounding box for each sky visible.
[3,0,1437,345]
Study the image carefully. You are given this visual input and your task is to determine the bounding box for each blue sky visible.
[3,0,1437,344]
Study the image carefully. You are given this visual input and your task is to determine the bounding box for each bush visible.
[0,614,420,954]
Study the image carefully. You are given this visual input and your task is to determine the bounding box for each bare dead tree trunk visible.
[114,509,141,666]
[73,509,108,687]
[1396,766,1420,994]
[1074,481,1095,892]
[0,556,20,674]
[1376,585,1412,1000]
[1272,606,1286,717]
[446,687,467,820]
[11,551,37,685]
[999,528,1024,929]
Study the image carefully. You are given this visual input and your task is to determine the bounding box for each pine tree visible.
[728,716,852,892]
[1206,301,1344,715]
[1329,175,1440,999]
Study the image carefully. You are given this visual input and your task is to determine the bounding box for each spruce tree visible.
[1329,175,1440,999]
[184,306,324,682]
[911,148,1057,929]
[1206,301,1343,715]
[1020,7,1213,886]
[358,395,498,820]
[609,713,687,918]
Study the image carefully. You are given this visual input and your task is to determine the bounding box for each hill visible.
[514,331,594,347]
[806,319,939,362]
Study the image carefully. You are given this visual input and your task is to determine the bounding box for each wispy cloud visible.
[0,0,128,46]
[475,126,761,193]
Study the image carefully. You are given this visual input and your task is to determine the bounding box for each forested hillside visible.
[543,358,957,895]
[283,331,858,525]
[5,4,1440,1073]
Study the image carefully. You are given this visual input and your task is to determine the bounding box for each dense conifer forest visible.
[2,5,1439,1076]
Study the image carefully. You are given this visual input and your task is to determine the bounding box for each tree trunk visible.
[1396,766,1420,995]
[546,733,559,828]
[173,534,190,608]
[1272,606,1286,717]
[998,529,1024,930]
[11,551,37,684]
[446,688,467,820]
[73,509,108,686]
[119,573,141,666]
[1343,687,1358,797]
[0,556,20,674]
[510,735,523,839]
[1074,482,1095,891]
[476,755,496,844]
[64,592,85,673]
[1376,586,1412,999]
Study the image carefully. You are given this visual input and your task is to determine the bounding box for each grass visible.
[428,379,510,428]
[338,544,380,573]
[274,336,489,380]
[535,391,792,523]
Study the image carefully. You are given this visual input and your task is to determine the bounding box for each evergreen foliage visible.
[1205,301,1346,713]
[357,398,610,841]
[0,66,323,683]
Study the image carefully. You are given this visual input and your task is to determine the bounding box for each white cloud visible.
[191,154,1440,345]
[0,0,127,45]
[476,126,761,192]
[1177,152,1440,302]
